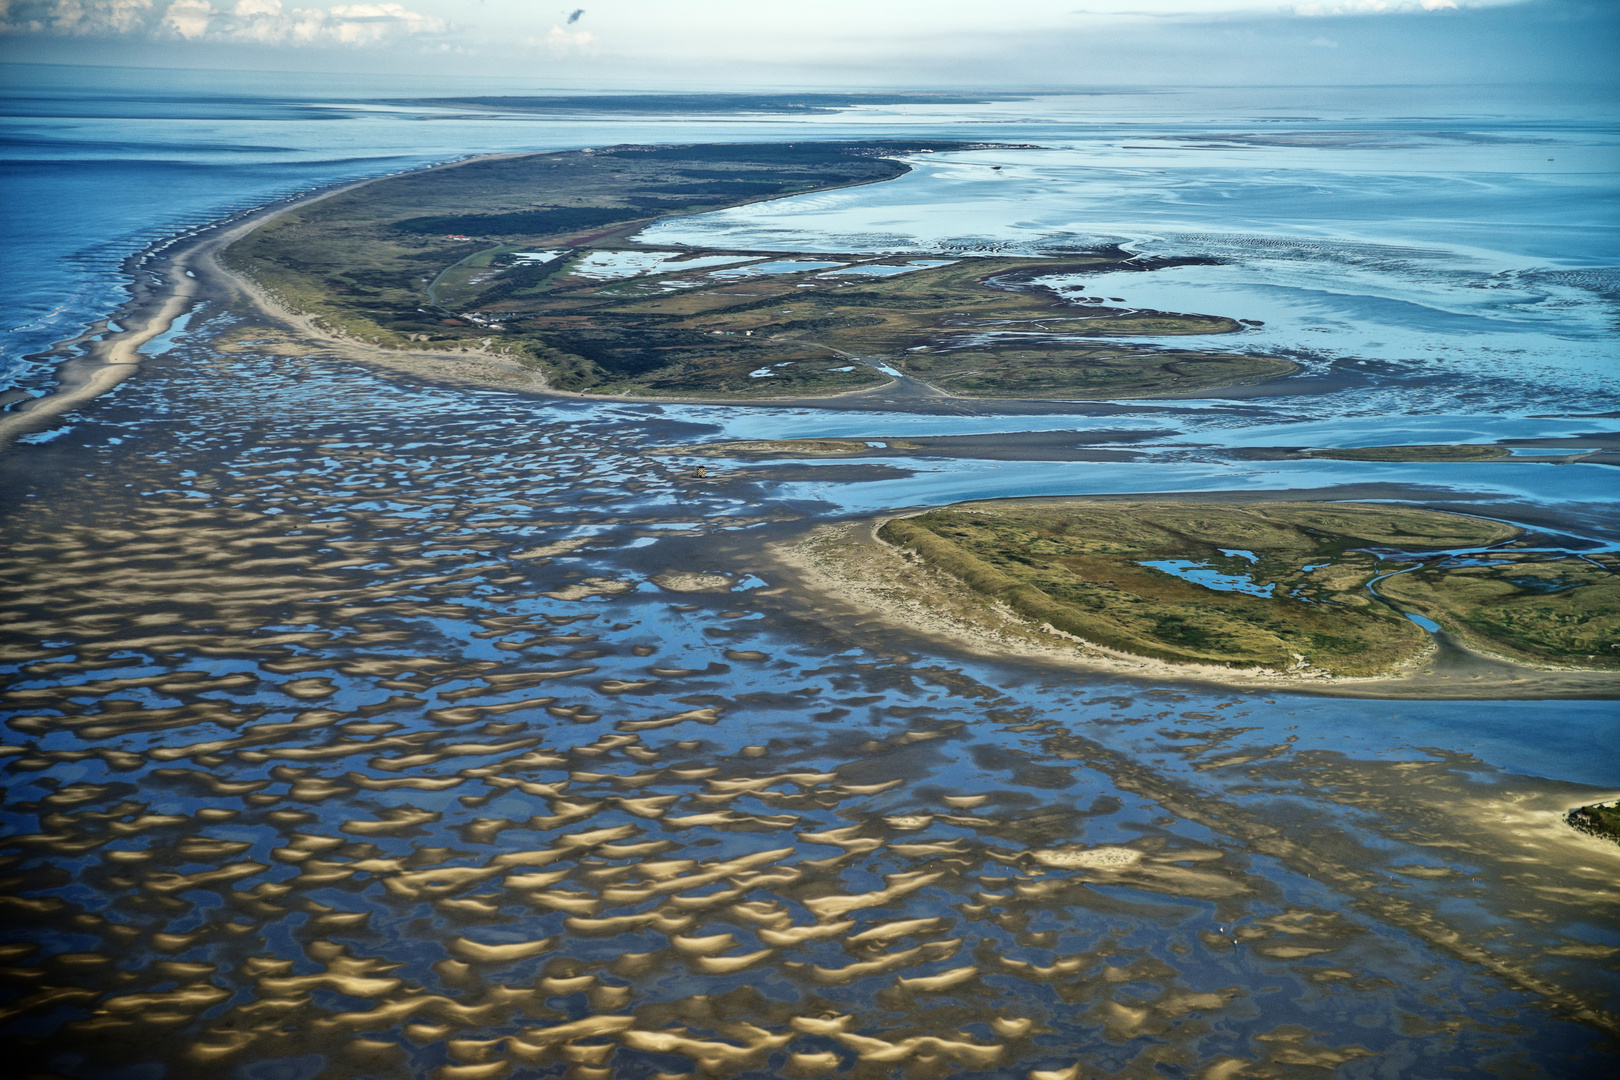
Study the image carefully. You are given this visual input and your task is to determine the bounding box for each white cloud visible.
[1289,0,1462,13]
[1060,0,1474,13]
[160,0,208,38]
[541,21,594,56]
[1,0,449,43]
[1,0,154,35]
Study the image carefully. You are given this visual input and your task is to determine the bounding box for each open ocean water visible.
[1,63,1617,1078]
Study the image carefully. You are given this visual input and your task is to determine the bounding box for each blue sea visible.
[1,63,1617,1078]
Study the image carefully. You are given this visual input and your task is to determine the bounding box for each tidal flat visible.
[3,113,1619,1080]
[3,326,1618,1079]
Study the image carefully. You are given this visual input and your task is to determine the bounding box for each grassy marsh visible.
[1302,445,1510,462]
[1377,551,1620,668]
[225,144,1295,400]
[874,501,1616,676]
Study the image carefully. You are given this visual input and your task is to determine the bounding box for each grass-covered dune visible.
[225,142,1296,400]
[1302,445,1510,462]
[1566,802,1620,845]
[893,340,1287,399]
[877,501,1618,676]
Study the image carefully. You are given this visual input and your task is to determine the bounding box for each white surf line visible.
[0,261,199,448]
[0,154,522,451]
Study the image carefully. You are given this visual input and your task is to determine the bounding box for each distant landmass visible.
[405,92,1034,114]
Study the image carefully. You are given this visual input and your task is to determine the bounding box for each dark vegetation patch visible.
[226,140,1296,400]
[878,501,1542,676]
[395,207,643,237]
[1566,802,1620,845]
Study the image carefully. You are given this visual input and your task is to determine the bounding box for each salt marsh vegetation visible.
[224,144,1294,401]
[855,501,1616,677]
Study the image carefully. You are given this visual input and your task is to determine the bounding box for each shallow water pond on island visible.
[1137,558,1276,598]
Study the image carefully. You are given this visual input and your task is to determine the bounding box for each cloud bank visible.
[1289,0,1462,12]
[0,0,448,44]
[1,0,1602,90]
[0,0,1528,45]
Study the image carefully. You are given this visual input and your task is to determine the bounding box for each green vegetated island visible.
[1301,445,1509,462]
[1566,802,1620,846]
[224,141,1295,400]
[871,501,1619,677]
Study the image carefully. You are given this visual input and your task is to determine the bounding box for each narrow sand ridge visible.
[0,245,198,447]
[0,154,535,449]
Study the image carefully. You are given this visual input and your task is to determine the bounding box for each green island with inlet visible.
[224,142,1295,400]
[223,144,1618,684]
[865,501,1619,677]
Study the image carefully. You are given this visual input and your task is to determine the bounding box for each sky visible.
[0,0,1615,89]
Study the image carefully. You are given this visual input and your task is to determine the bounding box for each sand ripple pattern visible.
[1,323,1615,1078]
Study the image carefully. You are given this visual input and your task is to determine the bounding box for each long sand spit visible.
[0,149,892,431]
[0,154,538,449]
[12,147,1316,425]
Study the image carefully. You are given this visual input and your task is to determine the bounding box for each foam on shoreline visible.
[0,154,524,450]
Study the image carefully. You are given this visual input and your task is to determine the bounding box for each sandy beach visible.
[0,154,559,449]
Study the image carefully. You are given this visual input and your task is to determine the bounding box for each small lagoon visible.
[1139,557,1276,596]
